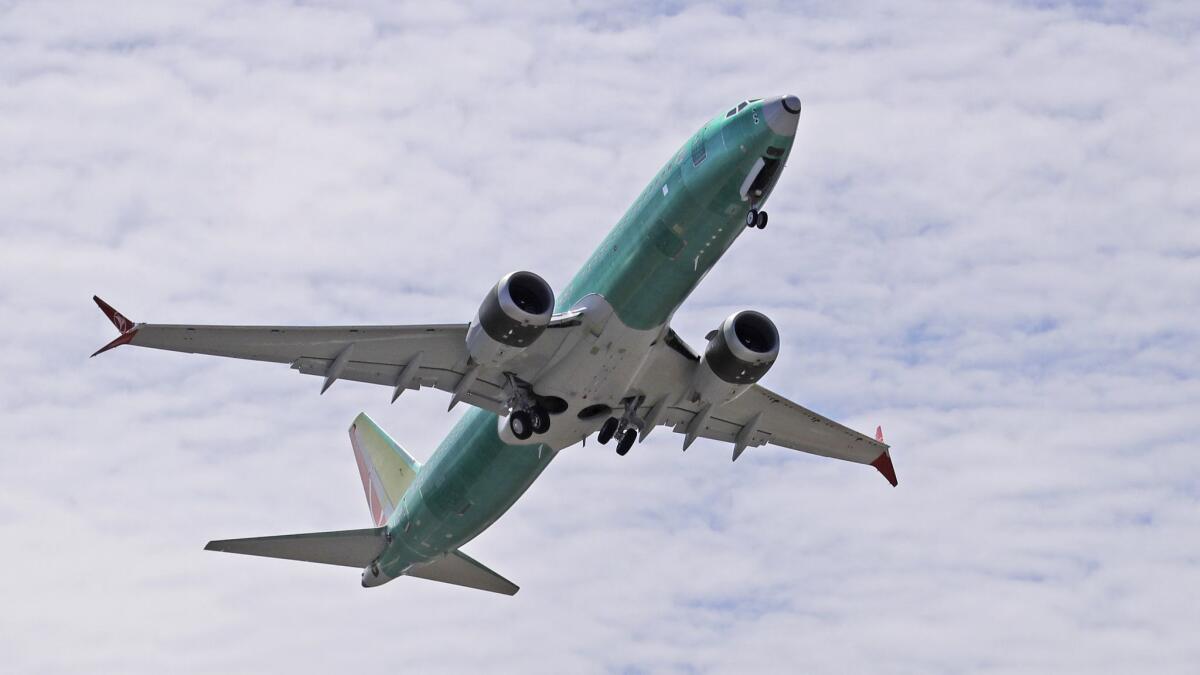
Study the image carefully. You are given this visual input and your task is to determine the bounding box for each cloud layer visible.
[2,1,1198,672]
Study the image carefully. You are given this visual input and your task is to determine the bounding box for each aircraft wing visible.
[89,296,509,413]
[634,331,897,485]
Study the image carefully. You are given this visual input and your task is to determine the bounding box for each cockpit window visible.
[737,101,747,112]
[726,107,737,118]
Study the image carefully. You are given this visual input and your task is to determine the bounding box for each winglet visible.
[94,296,135,333]
[871,451,898,487]
[91,296,138,357]
[870,426,898,487]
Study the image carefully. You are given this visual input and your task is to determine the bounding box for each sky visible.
[1,0,1198,672]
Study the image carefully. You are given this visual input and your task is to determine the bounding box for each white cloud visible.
[2,0,1198,672]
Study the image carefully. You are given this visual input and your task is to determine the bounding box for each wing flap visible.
[292,357,507,413]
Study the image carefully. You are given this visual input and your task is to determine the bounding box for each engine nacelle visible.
[465,271,555,367]
[691,310,780,405]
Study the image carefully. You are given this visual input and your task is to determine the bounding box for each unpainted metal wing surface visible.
[633,332,897,485]
[147,322,513,410]
[89,296,582,414]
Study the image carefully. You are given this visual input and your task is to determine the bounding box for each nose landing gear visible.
[746,209,768,229]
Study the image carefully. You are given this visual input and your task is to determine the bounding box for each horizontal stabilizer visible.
[405,550,519,595]
[205,527,386,568]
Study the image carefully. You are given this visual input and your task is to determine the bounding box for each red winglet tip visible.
[93,296,135,334]
[875,425,884,443]
[90,329,137,357]
[870,450,898,487]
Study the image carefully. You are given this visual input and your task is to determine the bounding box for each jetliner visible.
[92,95,895,595]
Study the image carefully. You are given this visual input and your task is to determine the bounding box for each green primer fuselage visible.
[377,100,795,576]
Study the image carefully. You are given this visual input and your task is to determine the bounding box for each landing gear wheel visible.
[530,405,550,435]
[615,429,637,456]
[755,211,768,229]
[597,417,619,445]
[509,410,532,440]
[745,209,759,228]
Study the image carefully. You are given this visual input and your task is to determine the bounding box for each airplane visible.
[91,94,895,595]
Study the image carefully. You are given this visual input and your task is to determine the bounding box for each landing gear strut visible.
[504,373,551,440]
[746,209,768,229]
[597,395,645,456]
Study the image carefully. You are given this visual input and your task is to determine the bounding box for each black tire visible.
[616,429,637,456]
[756,211,768,229]
[745,209,759,228]
[530,406,550,434]
[509,410,532,440]
[597,417,619,445]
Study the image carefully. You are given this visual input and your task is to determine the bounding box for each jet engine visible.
[466,271,555,367]
[690,310,779,404]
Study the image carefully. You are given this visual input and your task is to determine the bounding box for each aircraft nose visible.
[761,94,801,137]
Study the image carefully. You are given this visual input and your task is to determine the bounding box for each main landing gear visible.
[745,208,768,229]
[509,404,550,441]
[504,373,557,441]
[597,418,638,456]
[596,396,643,456]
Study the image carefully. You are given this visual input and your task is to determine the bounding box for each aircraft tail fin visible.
[405,550,520,595]
[349,413,421,526]
[205,527,386,567]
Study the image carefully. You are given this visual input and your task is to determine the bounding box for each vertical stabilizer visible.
[349,413,421,526]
